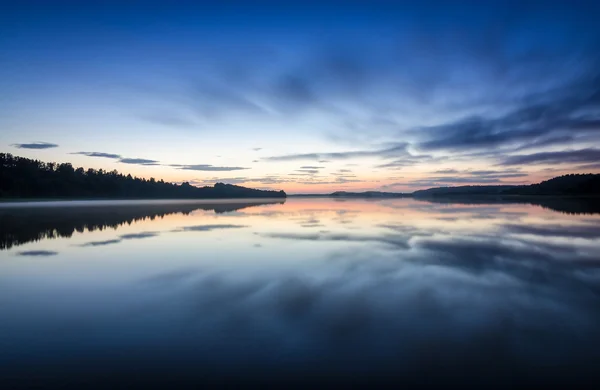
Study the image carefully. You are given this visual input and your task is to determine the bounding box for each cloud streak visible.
[12,142,58,149]
[72,151,165,166]
[263,144,425,163]
[501,149,600,166]
[177,224,247,232]
[119,158,160,166]
[72,152,122,159]
[15,250,58,256]
[173,164,250,171]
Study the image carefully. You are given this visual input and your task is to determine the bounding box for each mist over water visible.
[1,198,599,387]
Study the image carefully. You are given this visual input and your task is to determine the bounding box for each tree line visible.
[0,153,286,199]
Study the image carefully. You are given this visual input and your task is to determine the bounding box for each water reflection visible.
[0,199,284,250]
[15,250,59,257]
[0,198,599,387]
[414,195,600,215]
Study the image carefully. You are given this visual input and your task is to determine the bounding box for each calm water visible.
[1,198,600,387]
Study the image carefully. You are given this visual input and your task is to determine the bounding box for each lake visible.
[1,198,599,387]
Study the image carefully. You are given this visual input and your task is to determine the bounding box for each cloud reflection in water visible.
[0,198,599,387]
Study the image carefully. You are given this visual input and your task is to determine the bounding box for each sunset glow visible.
[2,1,599,193]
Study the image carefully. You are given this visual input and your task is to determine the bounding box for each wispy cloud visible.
[72,151,163,166]
[80,239,122,247]
[430,169,528,180]
[434,169,459,174]
[176,224,247,232]
[12,142,58,149]
[501,149,600,166]
[119,158,161,166]
[263,144,417,162]
[173,164,250,171]
[16,250,58,256]
[414,68,600,155]
[120,232,160,239]
[141,112,197,128]
[72,152,122,159]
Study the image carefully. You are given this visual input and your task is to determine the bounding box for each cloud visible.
[434,169,459,174]
[295,178,365,185]
[295,169,319,174]
[300,166,325,169]
[375,154,436,169]
[513,135,576,152]
[72,152,122,159]
[501,148,600,166]
[176,224,247,232]
[275,74,316,106]
[260,231,412,250]
[73,152,165,166]
[414,67,600,154]
[109,2,600,182]
[426,169,528,181]
[174,164,250,171]
[503,223,600,239]
[189,175,297,187]
[263,144,420,162]
[119,232,159,240]
[16,250,58,256]
[141,112,197,128]
[79,239,123,247]
[469,170,514,176]
[188,79,267,119]
[119,158,161,166]
[74,154,250,171]
[12,142,58,149]
[576,162,600,170]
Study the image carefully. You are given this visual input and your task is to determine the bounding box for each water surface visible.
[1,198,599,387]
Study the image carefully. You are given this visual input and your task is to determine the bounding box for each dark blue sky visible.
[2,0,599,192]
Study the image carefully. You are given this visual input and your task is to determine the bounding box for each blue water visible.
[1,198,599,387]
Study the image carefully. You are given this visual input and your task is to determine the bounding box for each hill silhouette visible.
[293,174,600,199]
[502,173,600,196]
[413,174,600,197]
[0,153,285,199]
[291,174,600,213]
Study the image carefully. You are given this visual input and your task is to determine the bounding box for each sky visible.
[1,0,600,193]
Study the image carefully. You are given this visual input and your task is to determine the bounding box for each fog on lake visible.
[1,198,599,387]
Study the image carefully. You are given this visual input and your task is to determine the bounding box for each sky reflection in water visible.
[1,198,599,387]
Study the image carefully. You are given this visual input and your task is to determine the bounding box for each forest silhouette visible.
[0,153,285,199]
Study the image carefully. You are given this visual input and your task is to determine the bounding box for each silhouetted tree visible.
[503,174,600,195]
[0,153,286,199]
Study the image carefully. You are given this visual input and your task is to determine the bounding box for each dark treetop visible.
[292,174,600,198]
[412,174,600,197]
[0,153,286,199]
